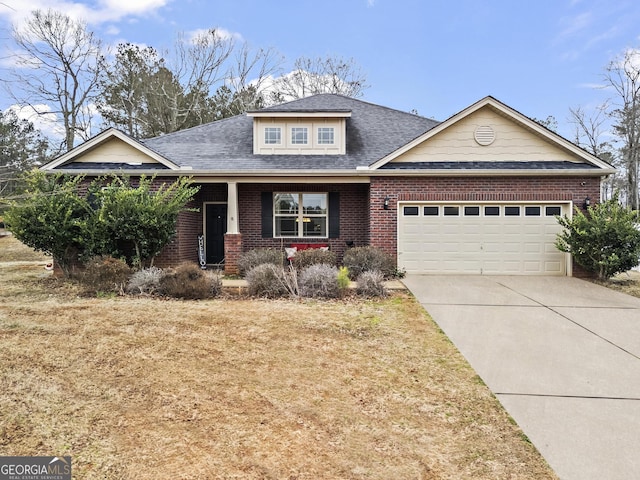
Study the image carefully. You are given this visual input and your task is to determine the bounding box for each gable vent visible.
[474,125,495,146]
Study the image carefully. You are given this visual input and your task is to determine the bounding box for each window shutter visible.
[261,192,273,238]
[329,192,340,239]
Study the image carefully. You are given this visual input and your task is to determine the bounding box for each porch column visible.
[224,181,242,275]
[227,181,239,234]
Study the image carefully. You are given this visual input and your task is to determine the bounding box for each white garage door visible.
[398,203,570,275]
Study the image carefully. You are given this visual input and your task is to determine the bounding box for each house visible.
[43,94,615,276]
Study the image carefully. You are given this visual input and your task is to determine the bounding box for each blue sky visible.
[1,0,640,140]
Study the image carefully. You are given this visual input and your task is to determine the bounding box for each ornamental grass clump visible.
[298,264,341,299]
[356,270,388,298]
[126,266,164,295]
[292,249,336,271]
[78,255,132,295]
[245,263,289,298]
[342,246,395,279]
[159,262,220,299]
[237,248,284,277]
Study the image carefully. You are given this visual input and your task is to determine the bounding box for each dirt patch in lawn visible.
[0,238,557,479]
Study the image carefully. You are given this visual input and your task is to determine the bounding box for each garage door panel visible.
[398,202,568,275]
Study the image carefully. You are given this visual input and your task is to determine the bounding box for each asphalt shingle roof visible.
[141,94,440,171]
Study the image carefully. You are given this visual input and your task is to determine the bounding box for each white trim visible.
[396,199,573,276]
[369,96,616,174]
[41,128,180,171]
[273,192,329,239]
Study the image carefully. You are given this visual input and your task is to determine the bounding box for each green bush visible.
[556,197,640,280]
[292,248,336,271]
[79,255,132,295]
[342,246,395,279]
[159,262,218,299]
[356,270,387,298]
[337,266,350,290]
[245,263,288,298]
[298,264,341,299]
[238,248,284,277]
[4,171,199,275]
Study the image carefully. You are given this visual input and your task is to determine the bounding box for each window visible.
[505,206,521,216]
[317,127,335,145]
[444,206,459,216]
[264,127,281,145]
[484,206,500,216]
[546,206,562,216]
[291,127,308,145]
[525,206,541,216]
[424,206,439,216]
[403,206,419,216]
[464,206,480,216]
[274,193,327,237]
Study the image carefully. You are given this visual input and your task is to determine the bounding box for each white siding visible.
[392,106,582,164]
[74,138,160,164]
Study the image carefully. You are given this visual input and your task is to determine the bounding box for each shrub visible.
[237,248,284,277]
[356,270,388,298]
[159,262,215,299]
[245,263,289,298]
[556,197,640,280]
[298,264,341,299]
[292,248,336,271]
[79,255,132,294]
[126,267,164,295]
[342,246,395,279]
[337,266,351,290]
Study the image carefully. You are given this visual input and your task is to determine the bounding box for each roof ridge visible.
[142,115,245,143]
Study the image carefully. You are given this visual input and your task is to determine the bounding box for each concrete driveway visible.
[402,275,640,480]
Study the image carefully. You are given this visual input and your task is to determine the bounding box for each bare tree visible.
[226,43,283,111]
[8,9,103,151]
[569,104,621,200]
[266,55,369,104]
[604,49,640,210]
[162,29,234,132]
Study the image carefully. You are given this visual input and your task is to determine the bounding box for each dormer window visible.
[248,109,350,155]
[318,127,335,145]
[264,127,281,145]
[291,127,308,145]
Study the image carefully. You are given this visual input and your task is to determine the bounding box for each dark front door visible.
[205,203,227,264]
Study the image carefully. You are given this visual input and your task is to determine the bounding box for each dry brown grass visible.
[592,270,640,299]
[0,237,557,479]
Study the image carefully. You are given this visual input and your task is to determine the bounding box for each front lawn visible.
[0,236,556,479]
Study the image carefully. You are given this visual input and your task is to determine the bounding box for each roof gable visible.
[369,97,615,173]
[42,128,180,171]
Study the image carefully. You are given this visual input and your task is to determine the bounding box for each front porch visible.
[155,181,371,274]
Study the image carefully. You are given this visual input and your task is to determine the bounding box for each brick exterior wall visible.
[156,175,601,277]
[238,183,370,264]
[370,175,601,275]
[223,233,243,275]
[155,183,227,267]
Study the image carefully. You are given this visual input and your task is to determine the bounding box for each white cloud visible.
[0,0,172,26]
[556,11,592,41]
[186,28,243,44]
[104,24,120,36]
[5,103,65,140]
